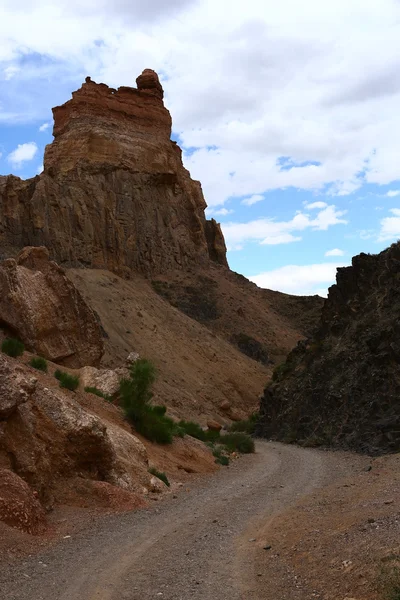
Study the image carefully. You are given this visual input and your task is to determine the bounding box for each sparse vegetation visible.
[222,432,255,454]
[1,337,25,358]
[84,386,112,402]
[54,370,80,391]
[229,412,259,434]
[178,420,207,441]
[148,467,170,487]
[29,356,48,372]
[212,445,230,466]
[120,359,175,444]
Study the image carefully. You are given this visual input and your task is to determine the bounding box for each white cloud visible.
[386,190,400,197]
[304,201,328,210]
[3,65,19,80]
[7,142,38,167]
[249,261,348,296]
[241,194,264,206]
[222,204,347,247]
[0,0,400,205]
[39,122,50,132]
[378,208,400,241]
[325,248,345,256]
[208,207,234,216]
[36,163,43,174]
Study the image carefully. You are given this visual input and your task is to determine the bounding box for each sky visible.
[1,0,400,296]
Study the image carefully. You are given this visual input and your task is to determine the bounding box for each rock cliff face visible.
[0,246,104,368]
[257,243,400,454]
[0,70,227,276]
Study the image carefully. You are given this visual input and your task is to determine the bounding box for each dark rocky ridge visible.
[257,242,400,454]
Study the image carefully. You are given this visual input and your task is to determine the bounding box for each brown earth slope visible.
[68,267,268,424]
[257,242,400,454]
[150,266,323,366]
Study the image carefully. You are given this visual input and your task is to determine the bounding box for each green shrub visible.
[84,386,112,402]
[1,338,25,358]
[222,432,255,454]
[120,359,175,444]
[205,429,221,443]
[54,370,80,391]
[215,454,230,466]
[212,445,230,466]
[148,467,170,487]
[134,410,174,444]
[229,412,259,434]
[29,356,48,372]
[178,420,207,441]
[174,426,186,438]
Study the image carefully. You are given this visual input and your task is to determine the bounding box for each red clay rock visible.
[0,470,46,534]
[0,70,227,277]
[0,247,104,368]
[207,420,223,432]
[0,354,149,507]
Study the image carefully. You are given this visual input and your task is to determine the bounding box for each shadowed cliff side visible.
[257,242,400,455]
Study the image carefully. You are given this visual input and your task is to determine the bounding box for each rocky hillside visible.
[0,70,226,276]
[0,69,322,373]
[257,242,400,454]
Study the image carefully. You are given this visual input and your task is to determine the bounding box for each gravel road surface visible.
[0,442,361,600]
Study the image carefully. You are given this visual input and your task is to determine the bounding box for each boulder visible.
[207,420,223,432]
[149,476,168,494]
[0,469,46,534]
[80,366,121,398]
[0,247,104,368]
[0,354,149,506]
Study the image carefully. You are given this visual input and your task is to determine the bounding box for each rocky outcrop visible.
[0,470,46,534]
[0,246,104,368]
[257,243,400,455]
[0,70,227,277]
[0,353,150,508]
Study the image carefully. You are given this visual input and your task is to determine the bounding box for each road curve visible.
[0,442,358,600]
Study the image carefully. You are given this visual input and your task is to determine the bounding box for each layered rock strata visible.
[0,69,227,276]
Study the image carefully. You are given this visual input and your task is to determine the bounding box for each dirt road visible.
[0,442,366,600]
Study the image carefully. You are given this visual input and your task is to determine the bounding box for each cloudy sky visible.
[1,0,400,295]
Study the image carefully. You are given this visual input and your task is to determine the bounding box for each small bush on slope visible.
[1,338,25,358]
[54,370,80,391]
[29,356,48,372]
[148,467,170,487]
[222,432,255,454]
[229,412,259,435]
[120,359,175,444]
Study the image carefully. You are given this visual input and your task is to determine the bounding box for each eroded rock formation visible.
[0,70,227,277]
[0,353,149,509]
[0,246,104,368]
[257,243,400,454]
